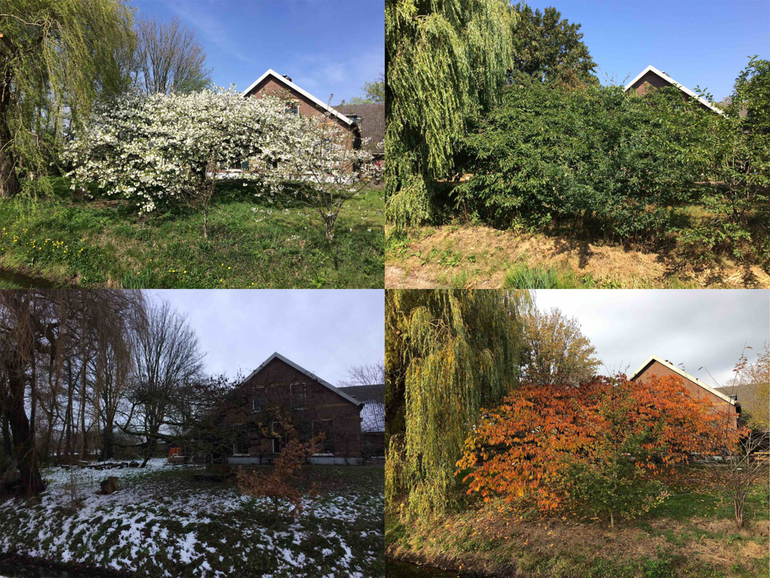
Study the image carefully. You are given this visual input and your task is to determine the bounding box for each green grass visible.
[386,480,770,578]
[0,177,384,288]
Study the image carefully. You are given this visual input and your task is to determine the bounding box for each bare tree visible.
[699,408,768,530]
[121,299,204,466]
[338,361,384,387]
[134,16,212,95]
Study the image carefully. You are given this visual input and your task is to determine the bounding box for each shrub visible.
[456,375,725,526]
[457,77,712,239]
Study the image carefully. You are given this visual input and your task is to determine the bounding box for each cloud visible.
[162,0,256,65]
[290,49,384,102]
[533,289,769,387]
[148,289,384,385]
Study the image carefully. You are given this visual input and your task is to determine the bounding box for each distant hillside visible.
[719,380,769,429]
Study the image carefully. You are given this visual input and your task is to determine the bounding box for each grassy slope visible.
[0,178,384,288]
[386,479,770,578]
[385,225,770,289]
[0,461,384,577]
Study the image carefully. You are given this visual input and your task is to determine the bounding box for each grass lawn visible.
[386,472,770,578]
[0,459,384,577]
[0,178,384,288]
[385,224,770,289]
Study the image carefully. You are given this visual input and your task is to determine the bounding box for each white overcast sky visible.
[534,290,770,387]
[147,290,384,385]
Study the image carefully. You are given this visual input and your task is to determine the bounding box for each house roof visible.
[333,103,385,155]
[243,352,364,407]
[243,69,354,126]
[624,65,724,115]
[338,384,385,433]
[629,355,735,405]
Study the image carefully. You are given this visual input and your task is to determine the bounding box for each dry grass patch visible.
[386,225,770,289]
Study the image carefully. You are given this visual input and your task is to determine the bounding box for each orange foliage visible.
[236,413,324,520]
[456,375,733,514]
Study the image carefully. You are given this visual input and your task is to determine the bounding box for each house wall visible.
[247,77,354,135]
[237,357,363,460]
[633,360,739,428]
[629,71,713,112]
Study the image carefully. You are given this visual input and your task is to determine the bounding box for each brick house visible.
[337,383,385,457]
[334,103,385,162]
[624,65,724,114]
[243,69,358,141]
[630,355,740,428]
[227,352,366,465]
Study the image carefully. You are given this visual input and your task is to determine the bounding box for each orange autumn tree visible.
[456,375,727,527]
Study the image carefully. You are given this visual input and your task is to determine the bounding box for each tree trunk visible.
[101,423,115,461]
[734,495,744,529]
[6,362,45,496]
[1,410,12,457]
[0,138,20,198]
[0,62,20,199]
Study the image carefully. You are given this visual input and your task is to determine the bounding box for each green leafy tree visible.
[346,72,384,104]
[457,78,712,238]
[686,57,770,262]
[385,0,517,228]
[0,0,135,197]
[521,307,599,387]
[385,289,528,519]
[511,3,597,87]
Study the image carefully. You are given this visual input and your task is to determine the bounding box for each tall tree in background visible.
[521,307,599,387]
[0,0,135,197]
[511,4,597,87]
[385,0,517,228]
[339,361,385,386]
[346,73,384,104]
[123,299,204,467]
[0,290,143,496]
[134,16,212,95]
[385,289,528,519]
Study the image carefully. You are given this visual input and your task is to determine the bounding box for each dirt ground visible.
[386,225,770,289]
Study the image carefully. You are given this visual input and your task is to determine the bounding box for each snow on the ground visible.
[0,459,384,577]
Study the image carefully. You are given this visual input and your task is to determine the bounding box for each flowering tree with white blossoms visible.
[63,87,295,237]
[266,111,383,240]
[64,86,381,240]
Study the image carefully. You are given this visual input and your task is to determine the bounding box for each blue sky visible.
[131,0,384,104]
[524,0,770,101]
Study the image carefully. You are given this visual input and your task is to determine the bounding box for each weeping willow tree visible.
[0,0,135,197]
[385,0,517,229]
[385,289,530,519]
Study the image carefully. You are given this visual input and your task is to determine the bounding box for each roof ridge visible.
[624,65,724,115]
[242,69,354,125]
[629,355,735,404]
[242,352,364,407]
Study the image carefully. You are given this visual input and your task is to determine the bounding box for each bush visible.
[457,77,712,239]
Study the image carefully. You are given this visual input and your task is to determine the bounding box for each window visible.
[291,383,306,409]
[271,422,282,454]
[313,420,334,455]
[285,100,300,115]
[233,431,250,456]
[252,397,265,413]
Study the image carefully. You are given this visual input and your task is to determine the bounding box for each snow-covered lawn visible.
[0,459,384,577]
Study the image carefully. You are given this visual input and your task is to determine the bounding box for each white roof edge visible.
[629,355,735,405]
[242,352,364,407]
[624,65,724,115]
[242,69,354,126]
